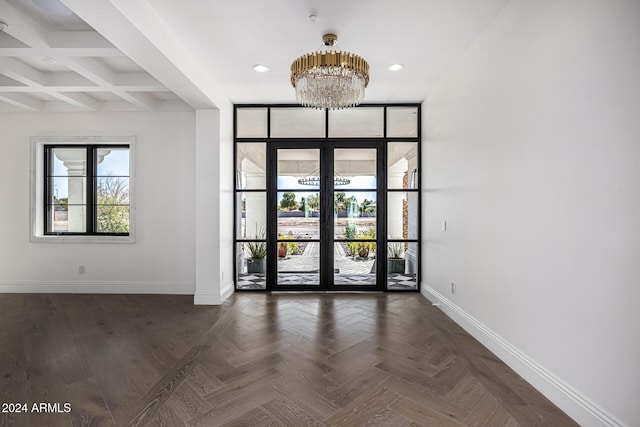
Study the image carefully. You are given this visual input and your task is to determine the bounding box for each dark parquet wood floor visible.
[0,293,577,426]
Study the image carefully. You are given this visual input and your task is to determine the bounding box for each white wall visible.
[422,1,640,426]
[194,106,235,304]
[0,111,197,294]
[218,106,235,300]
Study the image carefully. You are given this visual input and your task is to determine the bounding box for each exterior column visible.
[244,175,266,238]
[64,160,86,232]
[405,152,419,274]
[388,173,404,239]
[54,149,109,232]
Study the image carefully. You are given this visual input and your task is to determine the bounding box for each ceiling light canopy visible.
[290,33,369,110]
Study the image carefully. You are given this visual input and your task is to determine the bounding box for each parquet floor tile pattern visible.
[0,293,577,426]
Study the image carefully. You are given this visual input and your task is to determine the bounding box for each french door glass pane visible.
[334,191,376,239]
[334,148,376,190]
[387,191,418,240]
[237,192,266,239]
[277,242,320,286]
[277,192,319,239]
[277,148,320,190]
[388,142,419,189]
[236,242,267,290]
[237,143,266,190]
[334,240,376,286]
[387,242,419,290]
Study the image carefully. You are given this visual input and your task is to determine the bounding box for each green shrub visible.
[344,222,357,240]
[278,233,300,255]
[347,227,377,257]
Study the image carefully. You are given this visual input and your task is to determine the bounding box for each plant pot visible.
[247,258,266,274]
[388,258,405,274]
[278,242,288,258]
[357,246,370,258]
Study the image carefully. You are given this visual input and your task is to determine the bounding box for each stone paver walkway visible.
[277,242,375,274]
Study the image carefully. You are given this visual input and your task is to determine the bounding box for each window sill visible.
[30,235,135,244]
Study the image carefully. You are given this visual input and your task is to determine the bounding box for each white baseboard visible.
[193,280,235,306]
[0,281,195,294]
[194,281,234,306]
[421,284,625,427]
[221,282,234,302]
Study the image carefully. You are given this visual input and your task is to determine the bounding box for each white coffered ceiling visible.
[0,0,511,112]
[0,0,192,112]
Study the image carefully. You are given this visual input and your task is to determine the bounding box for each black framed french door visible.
[267,140,384,291]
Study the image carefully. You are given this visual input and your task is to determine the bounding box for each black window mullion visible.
[44,147,52,234]
[87,146,95,233]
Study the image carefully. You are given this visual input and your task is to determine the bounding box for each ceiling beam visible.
[0,93,44,111]
[61,0,224,109]
[0,1,161,110]
[0,2,50,48]
[48,92,100,111]
[48,31,114,49]
[0,57,46,86]
[0,86,167,93]
[57,56,115,86]
[0,48,123,57]
[0,0,200,112]
[56,57,162,109]
[116,91,158,110]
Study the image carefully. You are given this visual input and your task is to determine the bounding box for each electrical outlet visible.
[442,220,447,231]
[451,282,456,294]
[79,265,86,274]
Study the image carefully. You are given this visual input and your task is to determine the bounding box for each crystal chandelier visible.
[298,168,350,186]
[290,33,370,110]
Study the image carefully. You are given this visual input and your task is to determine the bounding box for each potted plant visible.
[246,229,267,273]
[278,242,288,258]
[387,243,405,274]
[277,232,299,257]
[348,228,376,259]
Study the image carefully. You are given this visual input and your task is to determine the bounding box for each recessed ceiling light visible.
[387,63,404,71]
[252,64,270,73]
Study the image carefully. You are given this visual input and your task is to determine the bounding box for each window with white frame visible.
[31,137,135,242]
